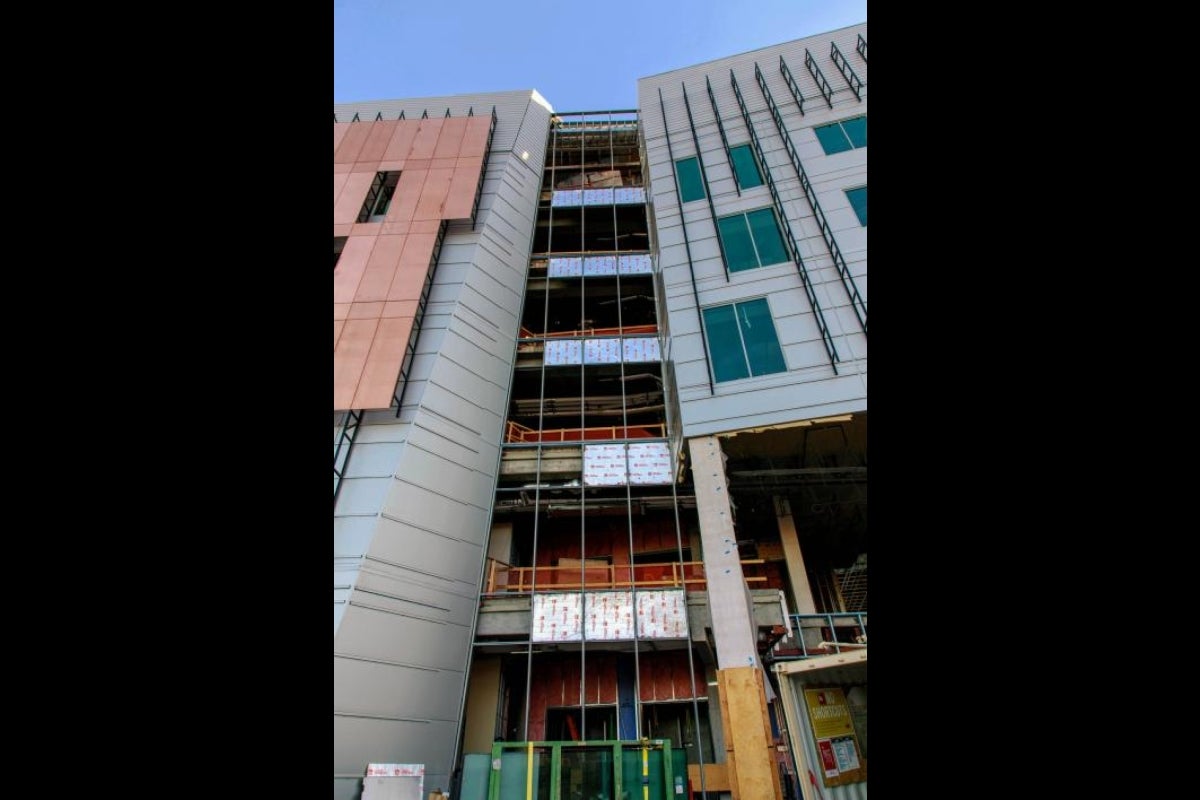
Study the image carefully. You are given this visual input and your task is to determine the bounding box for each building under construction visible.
[334,21,867,800]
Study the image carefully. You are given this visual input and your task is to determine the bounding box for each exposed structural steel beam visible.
[857,34,868,62]
[829,42,864,101]
[729,70,840,373]
[657,88,715,396]
[778,56,805,116]
[704,76,741,197]
[392,220,449,417]
[333,409,363,501]
[471,107,498,230]
[680,83,731,281]
[755,64,868,336]
[804,49,835,109]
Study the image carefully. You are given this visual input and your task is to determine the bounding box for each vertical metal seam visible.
[704,76,739,196]
[680,83,731,282]
[755,64,868,337]
[657,88,716,396]
[729,68,840,373]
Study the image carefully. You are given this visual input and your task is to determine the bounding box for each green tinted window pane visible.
[716,214,759,272]
[846,187,867,226]
[746,208,789,266]
[737,299,787,376]
[730,144,763,189]
[841,116,867,148]
[675,156,706,202]
[703,305,750,382]
[814,123,852,154]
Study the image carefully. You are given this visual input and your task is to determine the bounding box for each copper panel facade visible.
[352,316,416,409]
[334,319,345,350]
[333,235,377,305]
[333,171,376,226]
[334,122,371,163]
[385,170,428,224]
[357,120,398,164]
[408,118,444,160]
[348,301,386,320]
[433,117,469,159]
[382,299,420,319]
[462,117,492,152]
[354,234,407,303]
[414,168,454,221]
[409,219,443,235]
[334,115,492,411]
[444,161,481,219]
[382,121,421,162]
[386,234,438,301]
[334,171,350,206]
[334,318,380,410]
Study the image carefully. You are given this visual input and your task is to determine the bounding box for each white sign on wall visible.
[584,591,635,640]
[636,589,689,638]
[583,444,628,486]
[532,593,583,642]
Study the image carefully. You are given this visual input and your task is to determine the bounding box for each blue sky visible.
[335,0,867,111]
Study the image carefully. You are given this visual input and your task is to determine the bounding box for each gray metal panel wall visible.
[638,24,868,437]
[334,90,552,799]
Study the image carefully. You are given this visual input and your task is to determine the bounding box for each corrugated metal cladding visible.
[333,90,552,800]
[637,23,868,438]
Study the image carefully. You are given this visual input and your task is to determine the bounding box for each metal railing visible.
[504,420,666,443]
[482,557,768,593]
[772,612,869,659]
[804,49,835,108]
[755,63,868,337]
[730,69,840,373]
[830,42,864,101]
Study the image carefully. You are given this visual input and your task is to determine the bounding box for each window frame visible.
[674,156,706,202]
[701,296,788,384]
[357,170,401,223]
[844,185,867,226]
[715,207,790,272]
[728,143,763,190]
[813,115,868,155]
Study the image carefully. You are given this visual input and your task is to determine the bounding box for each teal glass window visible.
[675,156,706,202]
[716,209,790,272]
[702,298,787,383]
[716,215,759,272]
[729,144,763,189]
[845,186,867,226]
[814,116,868,155]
